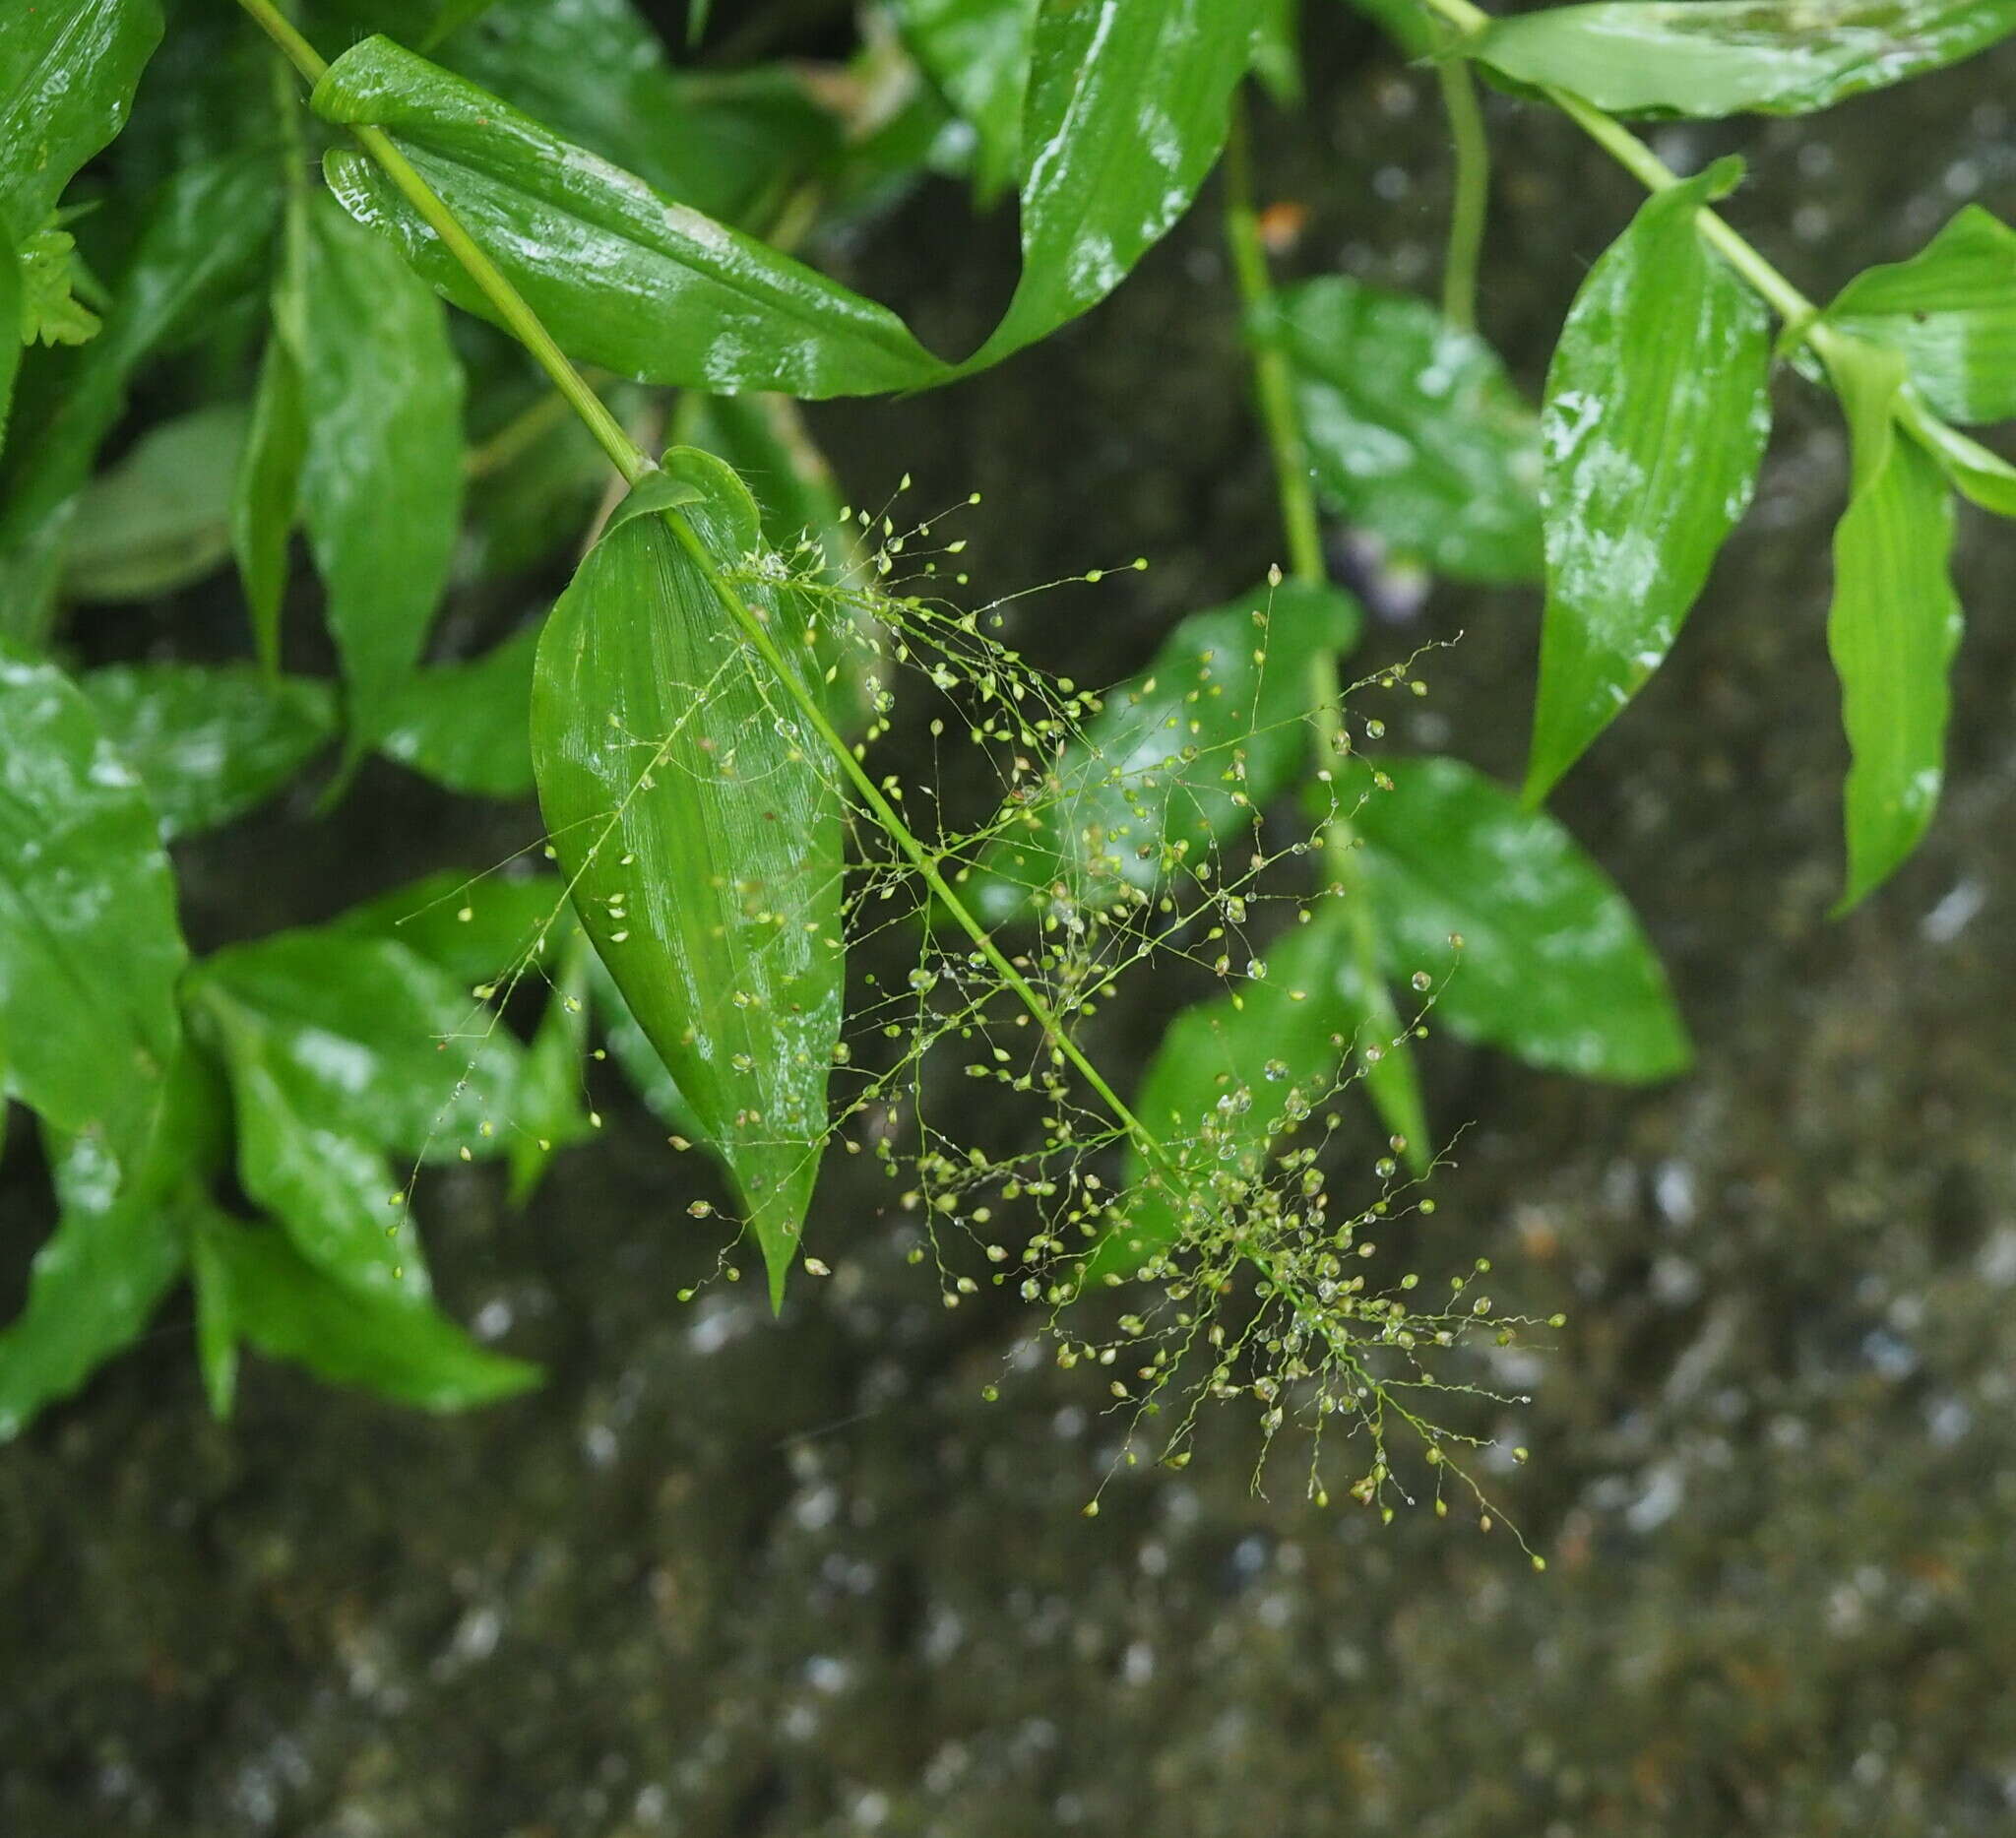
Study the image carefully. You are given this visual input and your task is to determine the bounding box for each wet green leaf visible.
[232,331,307,672]
[443,0,839,225]
[1907,411,2016,516]
[1824,340,1963,912]
[81,663,336,841]
[531,450,844,1302]
[0,0,165,244]
[314,37,945,399]
[379,622,538,799]
[1822,206,2016,426]
[0,151,280,639]
[684,394,860,587]
[1354,755,1690,1079]
[1093,898,1425,1282]
[0,644,186,1158]
[192,927,525,1167]
[1526,159,1773,801]
[973,0,1258,367]
[892,0,1038,202]
[0,234,20,457]
[61,403,246,602]
[968,579,1362,924]
[0,1045,223,1441]
[1465,0,2016,119]
[279,191,464,751]
[189,1208,539,1414]
[329,868,570,989]
[1261,277,1544,584]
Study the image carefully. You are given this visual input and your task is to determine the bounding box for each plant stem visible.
[1222,89,1427,1168]
[1223,99,1326,588]
[231,0,1185,1193]
[1433,58,1489,333]
[1414,0,1830,340]
[234,0,647,486]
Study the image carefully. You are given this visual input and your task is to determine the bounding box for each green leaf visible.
[1253,0,1305,104]
[1824,340,1964,911]
[1262,276,1544,584]
[0,233,20,458]
[328,867,570,987]
[971,0,1259,367]
[1906,410,2016,516]
[891,0,1038,202]
[60,403,246,602]
[313,37,947,399]
[1465,0,2016,119]
[0,151,281,639]
[0,643,186,1158]
[968,579,1362,923]
[1353,754,1690,1079]
[19,222,103,348]
[189,1208,539,1414]
[1092,898,1418,1283]
[684,393,861,587]
[0,1044,224,1440]
[1822,206,2016,426]
[443,0,839,225]
[531,449,844,1302]
[232,331,307,672]
[80,662,338,841]
[589,948,704,1141]
[1526,159,1773,801]
[0,0,165,244]
[192,926,526,1168]
[379,622,538,799]
[279,191,465,751]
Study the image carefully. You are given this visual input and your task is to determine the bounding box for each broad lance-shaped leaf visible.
[1822,206,2016,427]
[80,663,337,842]
[1354,755,1690,1080]
[1089,898,1425,1284]
[1907,410,2016,518]
[968,579,1363,924]
[189,1208,538,1417]
[1526,158,1773,802]
[0,644,187,1160]
[533,450,844,1302]
[1259,277,1543,585]
[378,622,538,799]
[0,1045,224,1441]
[0,151,279,639]
[0,0,164,244]
[311,15,1250,394]
[1825,340,1963,912]
[1466,0,2016,119]
[278,191,464,752]
[0,235,21,459]
[61,403,246,603]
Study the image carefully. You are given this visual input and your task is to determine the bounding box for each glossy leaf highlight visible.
[1823,206,2016,426]
[1262,277,1544,584]
[1527,159,1773,801]
[1354,755,1690,1080]
[1466,0,2016,119]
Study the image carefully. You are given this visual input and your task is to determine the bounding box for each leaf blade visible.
[1526,159,1773,800]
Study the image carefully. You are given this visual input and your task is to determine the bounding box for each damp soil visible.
[6,24,2016,1838]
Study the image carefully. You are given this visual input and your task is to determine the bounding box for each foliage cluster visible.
[4,0,2015,1523]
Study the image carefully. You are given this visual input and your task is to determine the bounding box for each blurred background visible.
[6,4,2016,1833]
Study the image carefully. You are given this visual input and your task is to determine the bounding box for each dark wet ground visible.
[7,22,2016,1838]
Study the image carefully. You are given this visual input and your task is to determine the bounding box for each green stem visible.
[1224,97,1327,587]
[1433,58,1489,333]
[234,0,648,486]
[1416,0,1830,342]
[1223,91,1427,1169]
[230,0,1183,1193]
